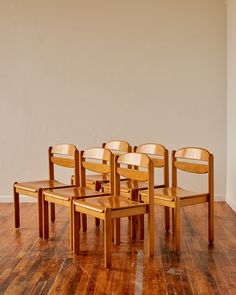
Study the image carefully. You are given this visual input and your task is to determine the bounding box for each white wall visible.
[226,0,236,211]
[0,0,227,198]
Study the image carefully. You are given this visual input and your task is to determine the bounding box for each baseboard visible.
[0,194,225,203]
[226,197,236,212]
[214,194,225,201]
[0,195,36,203]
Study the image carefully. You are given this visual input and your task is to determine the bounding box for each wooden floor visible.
[0,202,235,295]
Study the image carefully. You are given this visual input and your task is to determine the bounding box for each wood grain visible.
[0,202,235,294]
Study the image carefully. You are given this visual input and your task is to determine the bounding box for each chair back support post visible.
[109,154,115,195]
[48,146,55,181]
[79,151,86,187]
[208,153,214,243]
[74,149,80,186]
[132,146,137,152]
[164,149,169,187]
[208,154,214,198]
[114,155,121,196]
[172,150,177,187]
[101,143,108,166]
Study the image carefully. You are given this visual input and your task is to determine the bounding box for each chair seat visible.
[103,180,149,193]
[43,186,109,201]
[14,180,68,193]
[140,187,207,201]
[74,195,147,213]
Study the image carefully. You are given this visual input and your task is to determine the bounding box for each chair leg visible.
[73,209,81,254]
[113,219,120,245]
[95,182,101,227]
[82,214,87,232]
[112,220,114,242]
[13,185,20,228]
[172,208,175,234]
[130,216,136,239]
[137,193,144,240]
[50,203,55,222]
[38,190,43,238]
[208,199,214,244]
[164,207,170,232]
[43,198,49,239]
[95,218,100,226]
[130,191,137,239]
[174,198,180,250]
[148,208,154,258]
[70,198,80,252]
[138,214,144,240]
[104,210,112,268]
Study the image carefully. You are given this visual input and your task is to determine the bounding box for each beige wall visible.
[227,0,236,210]
[0,0,227,197]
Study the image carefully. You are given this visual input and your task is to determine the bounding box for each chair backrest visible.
[80,147,114,193]
[103,140,132,153]
[135,143,169,186]
[49,144,79,186]
[172,147,214,195]
[114,152,154,202]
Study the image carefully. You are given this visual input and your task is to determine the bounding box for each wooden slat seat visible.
[44,186,109,202]
[103,180,162,194]
[74,195,147,212]
[140,187,208,202]
[15,180,67,193]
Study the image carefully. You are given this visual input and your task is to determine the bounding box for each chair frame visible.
[13,144,79,237]
[42,147,112,250]
[102,143,169,239]
[73,140,132,228]
[140,147,214,250]
[72,152,154,268]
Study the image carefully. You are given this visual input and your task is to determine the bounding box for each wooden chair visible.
[72,152,155,268]
[71,140,132,227]
[13,144,79,237]
[102,143,169,238]
[71,140,131,188]
[139,147,214,250]
[42,147,112,250]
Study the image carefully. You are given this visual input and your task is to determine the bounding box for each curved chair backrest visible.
[49,144,79,186]
[173,147,214,194]
[135,143,169,186]
[80,147,114,193]
[115,152,154,197]
[103,140,132,153]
